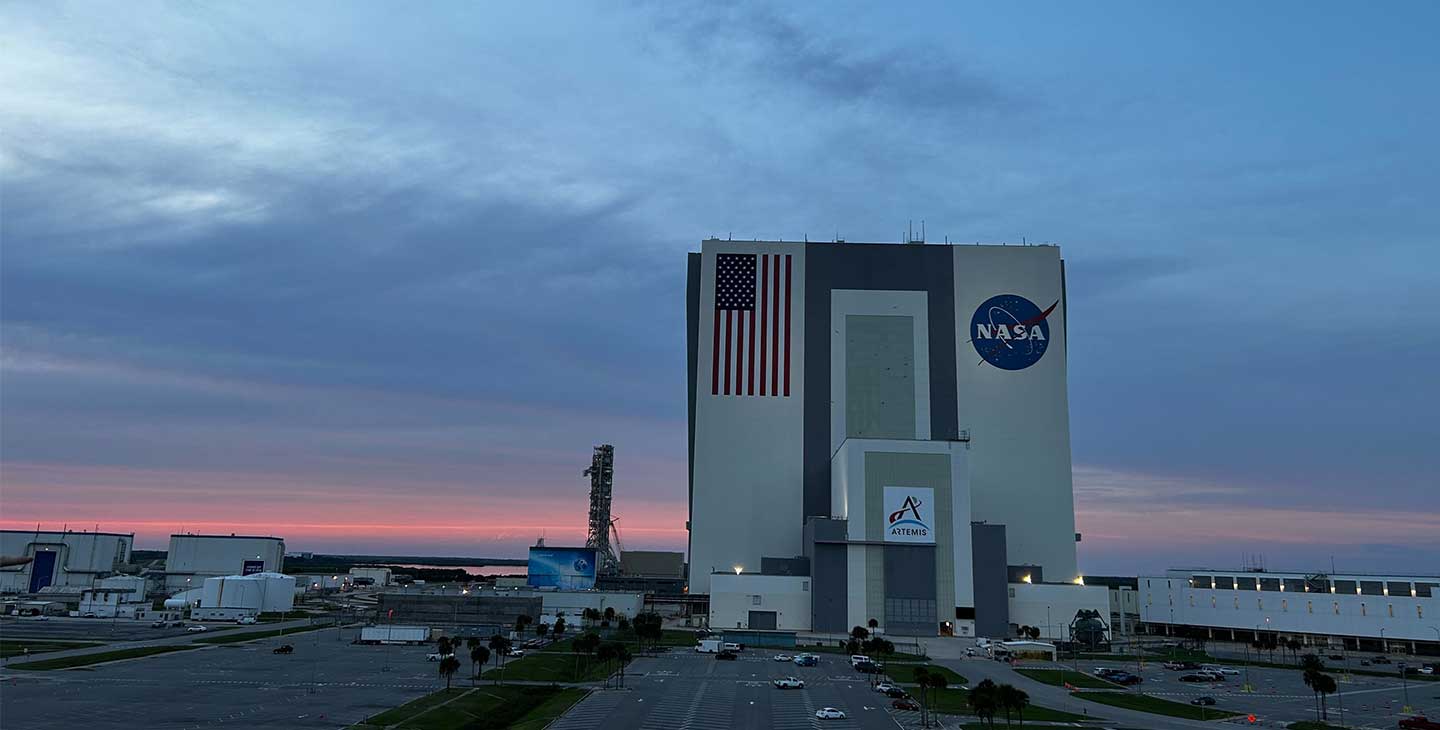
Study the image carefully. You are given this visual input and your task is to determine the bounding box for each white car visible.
[849,655,872,667]
[874,682,899,694]
[773,677,805,689]
[815,707,847,720]
[1204,665,1240,676]
[236,616,257,625]
[774,654,793,662]
[426,652,454,662]
[186,625,208,633]
[507,648,524,657]
[1419,666,1435,676]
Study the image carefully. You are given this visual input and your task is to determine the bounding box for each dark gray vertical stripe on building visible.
[686,252,701,571]
[802,243,959,519]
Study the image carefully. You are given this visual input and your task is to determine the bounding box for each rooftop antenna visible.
[921,220,925,242]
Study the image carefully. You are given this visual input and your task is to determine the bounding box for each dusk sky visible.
[2,2,1437,575]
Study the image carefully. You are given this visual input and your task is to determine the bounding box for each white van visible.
[722,642,742,652]
[696,639,723,653]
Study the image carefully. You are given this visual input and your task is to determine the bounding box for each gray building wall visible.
[686,253,702,577]
[803,243,960,519]
[760,556,811,577]
[972,523,1009,638]
[805,518,848,633]
[883,545,938,635]
[845,314,916,439]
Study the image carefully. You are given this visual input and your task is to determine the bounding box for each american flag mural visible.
[713,252,792,397]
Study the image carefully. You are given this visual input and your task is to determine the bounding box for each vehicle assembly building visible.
[163,534,285,592]
[0,530,133,594]
[687,239,1099,638]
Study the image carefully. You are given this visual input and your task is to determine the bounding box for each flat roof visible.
[701,238,1058,249]
[1,530,134,539]
[169,534,283,541]
[1154,568,1440,580]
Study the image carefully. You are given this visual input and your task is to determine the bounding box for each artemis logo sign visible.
[883,486,935,544]
[970,294,1058,370]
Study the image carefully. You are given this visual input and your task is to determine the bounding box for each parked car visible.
[792,654,818,667]
[1420,666,1436,676]
[186,625,208,633]
[774,654,793,662]
[507,648,524,658]
[716,650,738,661]
[849,655,872,667]
[169,621,186,627]
[815,708,847,720]
[773,677,804,689]
[1372,656,1392,664]
[892,698,921,711]
[1327,654,1346,661]
[1190,696,1217,706]
[425,652,453,662]
[82,612,97,619]
[1398,717,1440,730]
[874,682,900,694]
[273,644,294,654]
[1108,672,1143,685]
[150,620,167,628]
[965,648,977,657]
[722,642,743,652]
[1200,665,1240,676]
[883,687,910,698]
[236,616,257,625]
[854,661,882,674]
[1180,673,1218,683]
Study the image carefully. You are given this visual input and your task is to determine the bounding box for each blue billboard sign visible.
[526,547,597,590]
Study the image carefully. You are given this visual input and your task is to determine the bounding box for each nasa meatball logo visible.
[970,294,1058,370]
[572,556,592,574]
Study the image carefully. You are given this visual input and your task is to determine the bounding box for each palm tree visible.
[912,666,931,727]
[469,645,489,684]
[466,636,481,653]
[488,634,512,685]
[1301,654,1326,721]
[553,616,567,639]
[969,679,999,729]
[851,625,869,641]
[604,606,616,624]
[867,617,879,635]
[997,684,1029,727]
[924,673,949,723]
[535,622,548,641]
[1314,672,1337,720]
[438,655,461,690]
[436,636,453,656]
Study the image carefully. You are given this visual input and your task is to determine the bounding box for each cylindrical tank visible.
[162,598,189,609]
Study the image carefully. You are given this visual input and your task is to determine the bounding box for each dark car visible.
[1180,673,1215,683]
[1190,696,1217,706]
[1109,672,1143,686]
[273,644,294,654]
[1373,656,1392,664]
[854,662,882,674]
[892,699,921,711]
[716,651,737,661]
[1328,654,1346,661]
[883,687,910,698]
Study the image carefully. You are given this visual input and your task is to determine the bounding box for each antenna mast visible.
[583,444,621,575]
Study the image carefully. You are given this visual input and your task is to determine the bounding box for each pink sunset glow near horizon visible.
[7,461,1436,574]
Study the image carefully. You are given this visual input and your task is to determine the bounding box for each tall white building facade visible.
[686,240,1079,618]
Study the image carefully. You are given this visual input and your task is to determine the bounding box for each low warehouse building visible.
[194,572,296,620]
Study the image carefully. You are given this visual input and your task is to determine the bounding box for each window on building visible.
[752,595,762,606]
[1387,581,1411,597]
[1211,596,1217,608]
[1419,606,1424,619]
[1305,577,1329,593]
[1334,580,1357,595]
[1234,597,1239,609]
[1388,604,1394,618]
[1307,600,1313,614]
[1192,575,1214,589]
[1333,602,1340,615]
[1257,598,1263,610]
[1361,603,1367,617]
[1282,599,1288,612]
[1215,576,1235,590]
[1189,595,1194,607]
[1360,581,1384,596]
[1416,583,1435,598]
[1260,578,1281,591]
[1236,577,1257,591]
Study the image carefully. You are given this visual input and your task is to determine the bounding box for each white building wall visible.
[952,247,1077,583]
[199,573,295,613]
[690,241,806,594]
[1007,582,1111,642]
[538,590,643,620]
[349,567,392,585]
[1139,572,1438,642]
[165,535,285,591]
[0,531,133,593]
[710,574,812,632]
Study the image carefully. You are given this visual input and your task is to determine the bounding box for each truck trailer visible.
[359,625,430,645]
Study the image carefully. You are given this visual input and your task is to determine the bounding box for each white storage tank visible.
[199,573,296,614]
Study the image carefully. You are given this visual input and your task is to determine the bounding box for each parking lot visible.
[0,615,211,643]
[548,649,901,730]
[0,626,444,729]
[1066,656,1440,727]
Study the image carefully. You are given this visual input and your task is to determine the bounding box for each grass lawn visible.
[1074,691,1241,720]
[8,645,197,670]
[1016,668,1121,689]
[920,689,1093,722]
[801,643,929,661]
[886,663,967,686]
[1287,723,1347,730]
[353,686,588,729]
[193,625,327,645]
[1,639,104,658]
[480,651,615,683]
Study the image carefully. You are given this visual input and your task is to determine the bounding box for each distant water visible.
[390,563,526,577]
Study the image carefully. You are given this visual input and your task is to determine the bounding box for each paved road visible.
[547,650,899,730]
[1,616,323,665]
[0,626,443,729]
